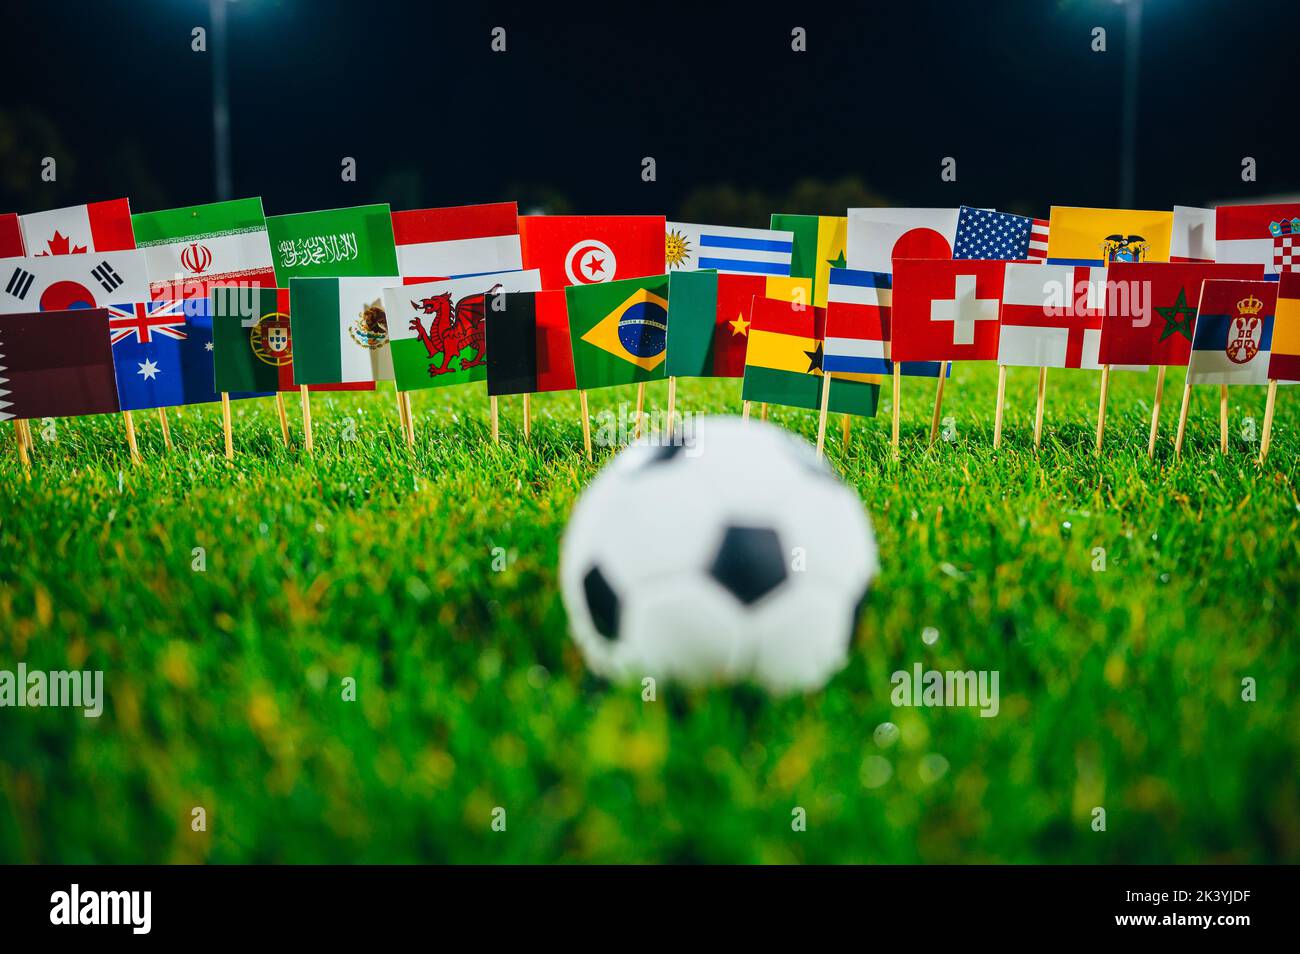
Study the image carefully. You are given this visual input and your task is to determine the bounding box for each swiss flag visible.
[519,215,665,289]
[890,259,1005,362]
[0,213,24,258]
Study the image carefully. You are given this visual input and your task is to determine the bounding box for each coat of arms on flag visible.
[1045,206,1173,267]
[1187,279,1281,385]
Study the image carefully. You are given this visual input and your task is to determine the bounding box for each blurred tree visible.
[676,177,891,226]
[504,184,573,216]
[372,168,424,212]
[0,109,76,211]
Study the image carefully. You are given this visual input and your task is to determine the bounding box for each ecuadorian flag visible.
[1045,206,1173,267]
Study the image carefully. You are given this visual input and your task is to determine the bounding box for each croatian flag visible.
[665,222,794,275]
[825,268,948,377]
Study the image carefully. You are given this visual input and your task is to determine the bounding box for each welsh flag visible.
[131,198,276,299]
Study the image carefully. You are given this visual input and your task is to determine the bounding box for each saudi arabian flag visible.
[566,275,670,389]
[287,276,401,385]
[266,204,399,284]
[771,214,848,309]
[131,197,276,298]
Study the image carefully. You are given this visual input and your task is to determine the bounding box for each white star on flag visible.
[137,359,160,381]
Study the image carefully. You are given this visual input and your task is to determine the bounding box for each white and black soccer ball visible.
[559,415,879,694]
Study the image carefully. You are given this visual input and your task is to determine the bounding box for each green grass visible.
[1,363,1297,864]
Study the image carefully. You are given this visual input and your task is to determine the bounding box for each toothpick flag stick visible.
[490,395,500,444]
[1033,367,1048,450]
[928,362,948,445]
[13,421,29,470]
[666,376,677,433]
[993,365,1008,449]
[1147,365,1167,459]
[634,382,645,440]
[392,382,406,438]
[891,364,902,458]
[742,400,752,422]
[220,393,234,461]
[275,393,291,446]
[522,393,531,442]
[760,403,768,422]
[18,419,33,454]
[122,411,141,464]
[300,385,314,456]
[1174,371,1193,459]
[842,413,851,449]
[579,390,592,460]
[815,372,832,460]
[1094,365,1111,457]
[1219,384,1229,454]
[1259,379,1278,464]
[157,407,173,451]
[404,393,414,447]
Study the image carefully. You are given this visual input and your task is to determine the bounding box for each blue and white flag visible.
[825,268,950,379]
[665,222,794,276]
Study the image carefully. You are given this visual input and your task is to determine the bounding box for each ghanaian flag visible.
[1270,273,1300,382]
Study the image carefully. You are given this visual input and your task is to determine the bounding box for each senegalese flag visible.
[1270,272,1300,381]
[740,296,879,416]
[565,275,669,389]
[771,214,847,309]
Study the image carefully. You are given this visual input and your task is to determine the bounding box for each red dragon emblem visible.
[408,284,501,376]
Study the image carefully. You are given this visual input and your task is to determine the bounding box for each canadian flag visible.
[890,258,1005,362]
[19,199,135,257]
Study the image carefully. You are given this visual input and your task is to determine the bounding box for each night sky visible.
[3,0,1297,220]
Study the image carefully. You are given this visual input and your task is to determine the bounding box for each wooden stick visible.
[579,390,592,459]
[992,365,1007,449]
[123,411,141,464]
[393,382,407,437]
[275,392,291,446]
[490,395,500,444]
[1174,371,1193,459]
[666,376,677,434]
[157,407,173,450]
[221,392,234,461]
[1259,379,1278,464]
[1219,384,1229,454]
[1147,364,1166,459]
[841,413,851,449]
[634,381,645,440]
[760,403,768,422]
[13,420,29,470]
[742,400,751,422]
[815,372,833,459]
[1033,366,1048,450]
[300,385,314,456]
[404,393,414,447]
[523,393,531,442]
[18,419,33,452]
[891,364,902,458]
[928,361,948,445]
[1094,365,1111,457]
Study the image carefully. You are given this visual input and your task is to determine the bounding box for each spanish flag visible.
[1045,206,1173,267]
[1270,273,1300,382]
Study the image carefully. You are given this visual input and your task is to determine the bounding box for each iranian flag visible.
[131,198,276,299]
[19,198,135,256]
[392,202,522,281]
[287,276,401,385]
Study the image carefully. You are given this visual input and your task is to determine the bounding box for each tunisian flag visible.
[519,215,665,289]
[889,259,1005,362]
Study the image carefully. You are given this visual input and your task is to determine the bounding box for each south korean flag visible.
[0,250,151,314]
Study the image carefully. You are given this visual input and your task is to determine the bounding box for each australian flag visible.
[953,207,1036,261]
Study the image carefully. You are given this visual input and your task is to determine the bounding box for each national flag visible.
[846,208,959,274]
[664,270,766,378]
[1269,273,1300,382]
[0,214,24,258]
[1027,217,1049,261]
[1097,262,1265,366]
[265,204,399,284]
[0,250,152,314]
[889,259,1005,362]
[1171,206,1215,263]
[287,276,402,385]
[1187,280,1281,385]
[953,207,1039,261]
[770,214,847,308]
[1045,206,1173,267]
[391,201,522,280]
[664,222,794,276]
[130,197,276,299]
[825,268,947,378]
[383,270,542,392]
[565,274,670,389]
[519,215,665,288]
[486,290,576,396]
[18,198,135,257]
[1214,203,1300,277]
[0,309,120,420]
[740,296,879,416]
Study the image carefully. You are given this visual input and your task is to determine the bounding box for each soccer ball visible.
[559,415,879,693]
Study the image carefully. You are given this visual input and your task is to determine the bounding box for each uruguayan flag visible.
[666,222,793,276]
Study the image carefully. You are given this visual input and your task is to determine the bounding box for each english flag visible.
[846,208,959,274]
[19,199,135,257]
[889,259,1005,362]
[519,215,665,289]
[1215,203,1300,277]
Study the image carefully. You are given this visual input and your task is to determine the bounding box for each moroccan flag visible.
[889,259,1004,362]
[846,208,959,274]
[0,214,24,258]
[1097,262,1264,366]
[771,214,847,309]
[1045,206,1173,267]
[0,251,152,314]
[664,222,793,276]
[130,197,276,299]
[1171,206,1215,263]
[741,297,878,416]
[1215,203,1300,277]
[0,309,120,420]
[383,270,542,392]
[519,215,665,288]
[1187,280,1280,385]
[287,276,401,385]
[565,274,670,389]
[392,201,522,280]
[1269,273,1300,382]
[266,204,399,284]
[664,270,765,378]
[825,267,946,378]
[486,290,576,396]
[19,198,135,257]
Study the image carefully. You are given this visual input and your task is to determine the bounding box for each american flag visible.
[1027,217,1049,261]
[953,207,1046,261]
[107,300,189,345]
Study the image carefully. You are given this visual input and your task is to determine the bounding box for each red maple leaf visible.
[38,230,87,256]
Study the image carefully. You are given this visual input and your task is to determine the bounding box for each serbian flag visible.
[1187,280,1280,385]
[846,208,959,274]
[0,213,24,258]
[889,259,1004,362]
[1171,206,1215,263]
[519,215,665,289]
[1215,203,1300,278]
[1097,262,1265,367]
[392,201,522,281]
[1269,273,1300,382]
[19,198,135,257]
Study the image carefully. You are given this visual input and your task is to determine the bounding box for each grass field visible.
[1,362,1297,864]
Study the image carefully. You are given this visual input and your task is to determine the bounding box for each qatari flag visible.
[0,309,121,421]
[0,213,24,258]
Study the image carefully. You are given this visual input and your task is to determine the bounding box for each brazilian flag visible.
[565,275,670,390]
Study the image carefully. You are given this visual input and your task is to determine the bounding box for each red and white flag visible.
[1171,206,1215,263]
[519,215,665,289]
[1216,202,1300,276]
[846,208,959,274]
[392,201,522,281]
[890,259,1004,362]
[0,250,151,314]
[19,198,135,257]
[1027,217,1050,261]
[0,213,24,258]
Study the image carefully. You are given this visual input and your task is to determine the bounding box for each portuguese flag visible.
[665,270,765,378]
[771,214,848,309]
[740,296,879,416]
[486,290,576,396]
[565,275,670,390]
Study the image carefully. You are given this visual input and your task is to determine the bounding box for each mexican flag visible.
[740,296,878,416]
[771,214,847,309]
[131,197,276,299]
[266,204,399,284]
[383,270,542,392]
[665,270,766,378]
[565,274,670,390]
[287,276,401,385]
[392,202,521,280]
